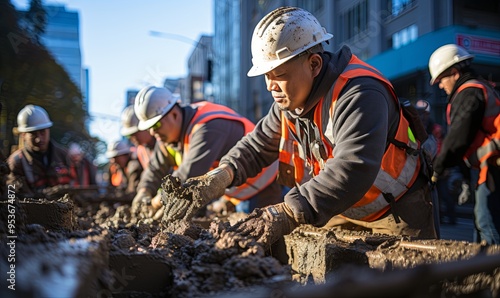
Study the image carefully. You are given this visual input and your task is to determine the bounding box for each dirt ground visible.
[2,191,500,297]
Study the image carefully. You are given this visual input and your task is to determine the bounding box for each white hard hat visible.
[105,140,131,159]
[17,104,53,133]
[247,6,333,77]
[120,105,139,136]
[68,143,83,156]
[134,86,175,131]
[428,44,474,85]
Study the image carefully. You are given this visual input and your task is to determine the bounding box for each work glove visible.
[458,182,471,206]
[160,166,233,222]
[131,190,154,218]
[229,203,300,250]
[151,192,163,210]
[207,197,235,216]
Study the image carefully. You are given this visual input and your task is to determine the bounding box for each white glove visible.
[458,182,471,205]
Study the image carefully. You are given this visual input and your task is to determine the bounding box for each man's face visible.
[264,53,318,112]
[149,109,181,144]
[23,128,50,153]
[129,130,152,147]
[110,154,128,170]
[437,69,459,95]
[70,153,83,163]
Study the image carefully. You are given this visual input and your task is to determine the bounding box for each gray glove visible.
[458,182,471,206]
[131,191,154,218]
[160,166,233,222]
[229,203,300,250]
[207,197,235,216]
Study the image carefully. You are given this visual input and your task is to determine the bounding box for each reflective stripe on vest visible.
[278,54,420,221]
[449,80,500,185]
[184,101,278,201]
[136,145,151,170]
[167,146,182,168]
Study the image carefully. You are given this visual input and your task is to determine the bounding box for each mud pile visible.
[0,192,293,297]
[2,188,500,297]
[284,225,500,297]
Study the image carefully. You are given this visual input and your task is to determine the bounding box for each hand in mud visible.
[207,197,235,216]
[160,167,233,222]
[131,192,154,218]
[230,203,299,250]
[160,175,204,221]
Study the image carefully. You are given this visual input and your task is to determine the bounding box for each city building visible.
[18,4,90,129]
[187,35,214,103]
[213,0,500,126]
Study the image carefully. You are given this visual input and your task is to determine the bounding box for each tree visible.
[25,0,46,44]
[0,0,99,161]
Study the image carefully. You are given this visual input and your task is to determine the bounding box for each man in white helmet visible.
[7,104,73,198]
[120,105,156,170]
[68,142,97,187]
[163,6,437,250]
[428,44,500,244]
[106,140,143,201]
[131,85,283,218]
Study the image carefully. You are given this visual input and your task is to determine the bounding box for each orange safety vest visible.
[109,163,124,188]
[184,101,278,203]
[17,151,72,188]
[447,79,500,185]
[136,145,151,170]
[70,162,90,187]
[278,55,421,222]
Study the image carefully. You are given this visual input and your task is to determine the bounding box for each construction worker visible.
[120,105,156,170]
[106,140,143,201]
[7,105,72,198]
[131,85,282,216]
[164,7,437,249]
[428,44,500,244]
[68,142,97,187]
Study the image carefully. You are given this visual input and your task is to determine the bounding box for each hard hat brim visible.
[247,33,333,77]
[17,121,53,133]
[106,149,129,159]
[120,126,139,137]
[247,56,296,77]
[137,114,163,131]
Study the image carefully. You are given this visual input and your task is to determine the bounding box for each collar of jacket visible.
[289,45,352,119]
[173,105,195,150]
[447,71,476,102]
[23,141,53,165]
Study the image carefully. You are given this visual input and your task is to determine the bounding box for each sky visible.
[11,0,214,145]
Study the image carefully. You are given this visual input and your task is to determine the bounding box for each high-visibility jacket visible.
[447,79,500,185]
[8,141,72,195]
[184,101,278,203]
[70,160,91,187]
[109,163,125,188]
[278,55,421,222]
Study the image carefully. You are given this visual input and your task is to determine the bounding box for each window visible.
[392,24,418,49]
[390,0,415,16]
[343,1,368,40]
